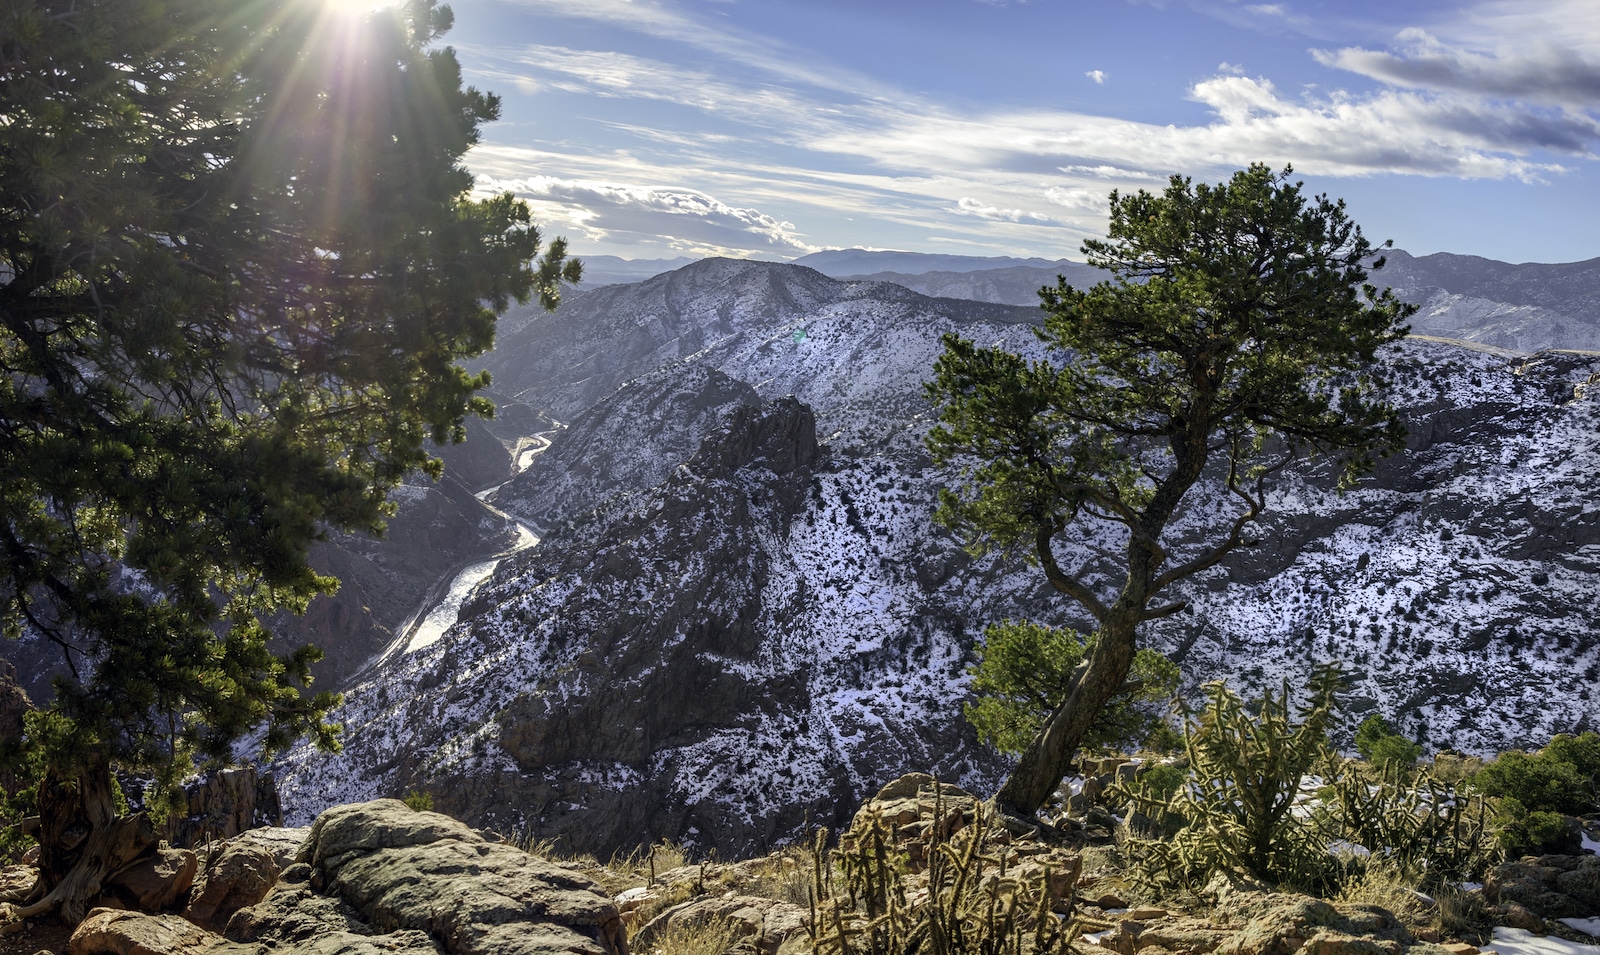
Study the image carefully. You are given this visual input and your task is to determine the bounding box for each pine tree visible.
[0,0,577,922]
[926,165,1411,815]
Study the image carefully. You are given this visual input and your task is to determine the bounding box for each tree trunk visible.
[994,612,1140,815]
[11,748,156,925]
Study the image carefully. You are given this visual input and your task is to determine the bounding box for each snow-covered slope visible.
[276,258,1600,859]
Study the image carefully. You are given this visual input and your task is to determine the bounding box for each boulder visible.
[1485,854,1600,919]
[105,846,196,911]
[68,908,222,955]
[248,798,628,955]
[632,895,808,955]
[227,877,443,954]
[185,826,309,927]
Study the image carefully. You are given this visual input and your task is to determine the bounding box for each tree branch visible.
[1035,525,1109,622]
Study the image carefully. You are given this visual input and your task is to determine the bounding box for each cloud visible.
[1045,187,1111,214]
[807,72,1585,185]
[468,45,816,129]
[1316,30,1600,108]
[950,198,1059,225]
[1086,70,1106,84]
[497,0,891,98]
[476,174,819,255]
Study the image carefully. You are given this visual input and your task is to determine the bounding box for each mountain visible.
[574,255,702,288]
[838,263,1109,306]
[833,249,1600,353]
[275,258,1600,861]
[1374,250,1600,353]
[793,249,1077,276]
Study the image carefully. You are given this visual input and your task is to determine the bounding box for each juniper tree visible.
[927,165,1411,816]
[0,0,577,922]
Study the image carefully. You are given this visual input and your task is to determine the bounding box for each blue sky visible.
[446,0,1600,264]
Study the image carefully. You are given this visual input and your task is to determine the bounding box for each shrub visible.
[1354,715,1423,770]
[1121,668,1495,893]
[1326,759,1496,886]
[965,620,1178,756]
[1473,731,1600,854]
[402,790,434,812]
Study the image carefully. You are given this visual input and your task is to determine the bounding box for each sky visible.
[441,0,1600,265]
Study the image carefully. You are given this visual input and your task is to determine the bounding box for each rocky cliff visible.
[274,258,1600,861]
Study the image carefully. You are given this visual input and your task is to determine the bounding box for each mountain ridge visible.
[274,257,1600,860]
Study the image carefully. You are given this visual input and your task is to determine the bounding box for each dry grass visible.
[733,848,812,907]
[1434,886,1493,945]
[635,915,740,955]
[519,834,696,896]
[1337,862,1433,923]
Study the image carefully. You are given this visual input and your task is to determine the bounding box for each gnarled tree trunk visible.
[994,611,1140,816]
[9,748,156,925]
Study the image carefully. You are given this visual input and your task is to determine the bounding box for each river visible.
[355,427,557,678]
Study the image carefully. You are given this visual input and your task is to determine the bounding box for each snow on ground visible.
[1484,928,1600,955]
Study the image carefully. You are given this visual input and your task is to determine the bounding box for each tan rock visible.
[67,908,222,955]
[1442,943,1479,955]
[105,847,196,911]
[184,826,307,927]
[1299,930,1397,955]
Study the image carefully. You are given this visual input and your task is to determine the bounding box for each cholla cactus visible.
[808,794,1075,955]
[1328,759,1497,885]
[1121,666,1344,888]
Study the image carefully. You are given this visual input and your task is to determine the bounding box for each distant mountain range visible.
[577,248,1600,354]
[577,250,1082,287]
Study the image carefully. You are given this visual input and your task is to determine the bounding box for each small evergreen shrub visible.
[402,790,434,812]
[1354,714,1423,770]
[1472,731,1600,855]
[1473,732,1600,816]
[965,620,1178,756]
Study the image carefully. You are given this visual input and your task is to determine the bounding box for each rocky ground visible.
[1,782,1595,955]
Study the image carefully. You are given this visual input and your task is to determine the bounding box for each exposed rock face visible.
[69,908,222,955]
[278,258,1600,861]
[68,801,626,955]
[277,383,1003,857]
[104,846,197,911]
[1484,854,1600,921]
[164,766,282,848]
[494,363,763,529]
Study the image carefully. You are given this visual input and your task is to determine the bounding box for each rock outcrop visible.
[1484,854,1600,923]
[66,799,628,955]
[184,826,306,927]
[163,766,282,848]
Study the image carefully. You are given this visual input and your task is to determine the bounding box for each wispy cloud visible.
[950,198,1061,225]
[496,0,894,98]
[1317,28,1600,109]
[476,173,819,256]
[1086,69,1106,84]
